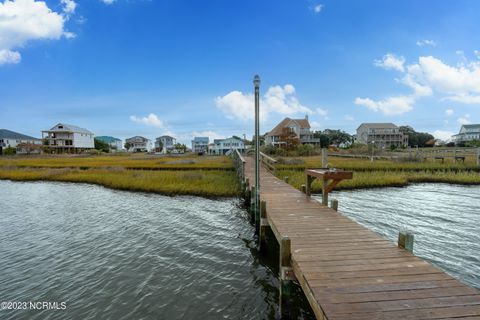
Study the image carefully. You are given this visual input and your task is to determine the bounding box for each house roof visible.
[95,136,121,143]
[0,129,40,140]
[126,136,149,141]
[46,123,93,134]
[357,123,398,130]
[267,117,311,136]
[461,124,480,129]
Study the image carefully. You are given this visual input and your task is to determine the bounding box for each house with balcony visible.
[0,129,42,154]
[264,116,319,147]
[209,136,245,155]
[452,124,480,145]
[192,137,209,154]
[42,123,95,153]
[125,136,152,152]
[95,136,123,151]
[155,135,176,153]
[356,123,408,148]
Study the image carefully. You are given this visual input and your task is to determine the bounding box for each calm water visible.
[320,183,480,289]
[0,181,313,320]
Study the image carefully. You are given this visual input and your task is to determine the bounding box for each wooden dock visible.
[239,155,480,319]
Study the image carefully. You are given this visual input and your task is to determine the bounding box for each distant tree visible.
[399,126,434,147]
[174,143,187,152]
[279,127,300,150]
[124,142,132,150]
[3,146,16,155]
[94,138,110,153]
[313,129,352,148]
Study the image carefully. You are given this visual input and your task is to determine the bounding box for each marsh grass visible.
[276,169,480,193]
[0,154,233,170]
[0,167,239,197]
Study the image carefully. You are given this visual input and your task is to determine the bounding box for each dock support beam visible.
[259,200,269,252]
[279,236,294,319]
[398,231,414,253]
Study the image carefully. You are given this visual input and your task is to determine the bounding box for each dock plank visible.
[243,157,480,319]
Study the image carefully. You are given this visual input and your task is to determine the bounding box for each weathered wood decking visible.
[243,157,480,319]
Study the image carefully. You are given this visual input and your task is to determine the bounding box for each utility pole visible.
[254,75,261,217]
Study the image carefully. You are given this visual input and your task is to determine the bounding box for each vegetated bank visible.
[0,154,240,197]
[272,155,480,193]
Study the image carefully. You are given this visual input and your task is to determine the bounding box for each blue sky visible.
[1,0,479,144]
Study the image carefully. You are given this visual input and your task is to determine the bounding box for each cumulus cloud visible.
[445,109,454,116]
[374,53,405,72]
[0,49,21,64]
[357,52,480,115]
[316,108,328,117]
[100,0,115,4]
[311,4,323,13]
[457,114,471,125]
[416,40,436,47]
[61,0,76,15]
[215,84,312,122]
[130,113,165,127]
[354,96,414,116]
[433,130,454,141]
[0,0,72,65]
[345,114,354,121]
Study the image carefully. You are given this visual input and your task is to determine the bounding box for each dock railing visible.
[232,149,246,182]
[259,152,277,172]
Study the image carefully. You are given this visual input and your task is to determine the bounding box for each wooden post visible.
[259,200,269,252]
[301,184,306,194]
[331,199,338,211]
[305,175,314,197]
[284,176,289,183]
[398,231,414,253]
[279,236,294,318]
[477,148,480,166]
[321,148,328,205]
[255,198,262,233]
[244,186,251,207]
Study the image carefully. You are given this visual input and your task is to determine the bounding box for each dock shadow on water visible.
[0,180,314,320]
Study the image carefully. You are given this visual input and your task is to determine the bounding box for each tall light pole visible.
[254,75,261,215]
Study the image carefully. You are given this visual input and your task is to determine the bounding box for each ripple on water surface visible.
[322,183,480,290]
[0,181,314,320]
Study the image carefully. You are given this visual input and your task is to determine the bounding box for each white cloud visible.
[374,53,405,72]
[310,121,321,130]
[0,49,21,64]
[191,130,225,141]
[445,109,454,116]
[61,0,76,15]
[345,114,354,121]
[399,73,432,97]
[316,108,328,117]
[354,95,414,116]
[408,56,480,103]
[100,0,115,4]
[215,84,312,121]
[312,4,323,13]
[416,40,436,47]
[432,130,454,141]
[130,113,165,127]
[457,114,471,125]
[0,0,72,65]
[475,50,480,59]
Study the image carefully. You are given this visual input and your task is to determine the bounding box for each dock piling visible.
[259,200,269,252]
[331,199,338,211]
[250,186,256,223]
[398,231,414,253]
[284,176,289,183]
[321,148,328,205]
[279,236,294,318]
[301,184,306,194]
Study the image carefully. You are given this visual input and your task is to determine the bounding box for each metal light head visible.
[253,75,261,87]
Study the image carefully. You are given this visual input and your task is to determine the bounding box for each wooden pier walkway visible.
[241,156,480,319]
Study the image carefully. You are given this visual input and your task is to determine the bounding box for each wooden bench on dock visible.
[238,156,480,319]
